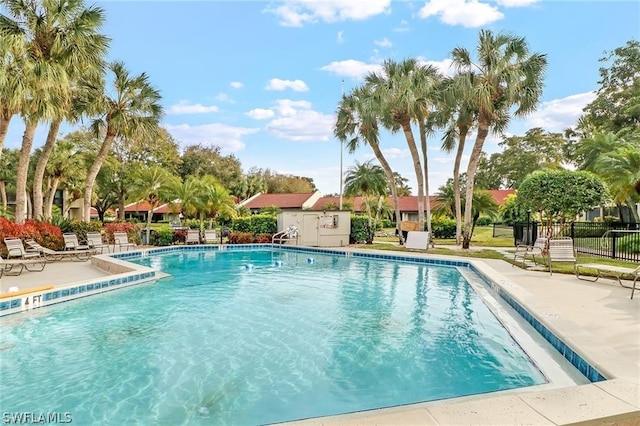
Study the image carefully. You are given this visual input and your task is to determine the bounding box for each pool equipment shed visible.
[277,211,351,247]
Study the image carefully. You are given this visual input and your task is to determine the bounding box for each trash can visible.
[141,229,156,245]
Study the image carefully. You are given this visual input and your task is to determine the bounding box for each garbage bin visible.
[141,229,156,245]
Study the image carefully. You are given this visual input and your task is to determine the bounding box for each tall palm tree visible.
[366,59,441,232]
[344,160,388,243]
[198,175,237,229]
[335,84,402,243]
[0,30,27,161]
[452,30,547,248]
[165,175,201,220]
[43,139,83,218]
[80,61,163,222]
[0,148,19,209]
[129,165,173,244]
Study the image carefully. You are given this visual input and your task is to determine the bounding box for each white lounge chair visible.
[1,255,47,277]
[63,233,91,251]
[25,240,93,262]
[547,237,577,276]
[4,238,46,262]
[576,263,640,299]
[513,236,548,268]
[86,231,110,254]
[185,229,200,245]
[204,229,217,244]
[114,232,136,252]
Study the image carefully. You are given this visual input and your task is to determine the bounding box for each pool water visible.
[0,249,545,425]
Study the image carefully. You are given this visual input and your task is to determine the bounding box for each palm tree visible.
[128,165,174,244]
[0,30,27,161]
[335,83,402,243]
[0,148,19,209]
[43,139,84,219]
[80,61,163,222]
[366,59,441,232]
[198,175,237,229]
[433,182,499,238]
[452,30,547,248]
[344,160,388,244]
[1,0,109,223]
[165,175,201,221]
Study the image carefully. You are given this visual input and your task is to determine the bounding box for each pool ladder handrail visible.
[272,226,298,245]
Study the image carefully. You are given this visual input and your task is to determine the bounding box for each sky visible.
[3,0,639,197]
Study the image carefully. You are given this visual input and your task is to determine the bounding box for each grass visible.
[374,226,514,248]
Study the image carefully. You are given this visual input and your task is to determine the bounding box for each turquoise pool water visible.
[0,249,545,424]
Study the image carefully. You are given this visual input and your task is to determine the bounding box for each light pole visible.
[339,79,344,210]
[526,209,532,245]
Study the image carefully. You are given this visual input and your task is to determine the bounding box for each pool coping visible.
[1,243,638,424]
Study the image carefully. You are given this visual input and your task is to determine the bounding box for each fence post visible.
[611,232,617,259]
[571,222,575,239]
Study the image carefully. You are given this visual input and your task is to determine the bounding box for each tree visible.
[433,181,498,238]
[475,128,567,189]
[581,39,640,133]
[198,175,237,228]
[0,27,26,161]
[366,59,441,233]
[42,139,84,219]
[516,170,609,237]
[129,165,174,244]
[80,61,163,222]
[392,172,412,196]
[0,148,19,209]
[343,160,388,244]
[452,30,547,248]
[335,83,402,243]
[179,144,243,191]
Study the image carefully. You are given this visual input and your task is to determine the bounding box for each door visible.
[301,214,319,246]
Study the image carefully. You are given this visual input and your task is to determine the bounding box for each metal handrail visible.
[600,229,640,249]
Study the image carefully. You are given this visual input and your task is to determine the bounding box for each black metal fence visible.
[509,222,640,262]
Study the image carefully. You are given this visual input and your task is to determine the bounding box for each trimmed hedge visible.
[231,214,276,235]
[430,217,456,239]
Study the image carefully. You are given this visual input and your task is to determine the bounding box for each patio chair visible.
[575,262,640,299]
[185,229,200,245]
[25,240,93,262]
[204,229,218,244]
[63,233,91,251]
[547,237,577,276]
[4,238,46,262]
[86,231,110,254]
[114,232,136,252]
[513,236,548,268]
[1,255,47,277]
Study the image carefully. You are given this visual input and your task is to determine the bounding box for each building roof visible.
[240,192,320,209]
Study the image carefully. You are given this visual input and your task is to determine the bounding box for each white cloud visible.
[497,0,538,6]
[418,0,504,28]
[246,108,275,120]
[167,101,219,115]
[417,58,456,77]
[215,93,234,103]
[265,78,310,92]
[522,92,596,132]
[374,37,392,48]
[267,0,391,27]
[337,30,344,44]
[273,99,313,116]
[320,59,382,79]
[164,123,258,153]
[266,110,335,141]
[380,148,411,159]
[393,19,410,32]
[230,81,243,89]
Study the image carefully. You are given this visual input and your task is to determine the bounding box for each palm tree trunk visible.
[400,120,425,231]
[45,176,61,218]
[33,119,62,219]
[0,110,14,163]
[454,126,468,245]
[419,121,432,235]
[84,130,116,222]
[462,118,489,249]
[15,121,38,224]
[146,207,153,245]
[369,141,403,244]
[0,181,6,209]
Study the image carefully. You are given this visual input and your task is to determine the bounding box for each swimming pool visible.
[1,248,563,424]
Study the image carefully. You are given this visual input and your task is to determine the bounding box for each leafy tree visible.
[196,175,237,230]
[128,165,174,244]
[433,181,498,238]
[42,139,84,219]
[499,193,529,224]
[344,160,388,243]
[179,143,243,191]
[80,61,163,222]
[475,128,567,189]
[581,39,640,133]
[516,170,609,237]
[452,30,547,248]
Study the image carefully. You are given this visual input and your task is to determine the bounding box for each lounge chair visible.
[576,263,640,299]
[4,238,46,262]
[204,229,218,244]
[1,254,47,277]
[547,237,577,276]
[185,229,200,245]
[25,240,93,262]
[513,236,548,268]
[86,231,110,254]
[114,232,136,252]
[63,233,91,251]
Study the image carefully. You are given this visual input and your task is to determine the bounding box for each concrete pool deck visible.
[1,246,639,425]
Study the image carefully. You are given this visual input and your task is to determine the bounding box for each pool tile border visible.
[0,243,607,384]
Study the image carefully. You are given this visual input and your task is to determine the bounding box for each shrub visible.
[255,233,273,243]
[104,222,142,244]
[231,214,276,235]
[227,232,254,244]
[173,229,187,244]
[475,216,493,226]
[431,217,456,239]
[379,219,394,229]
[231,217,252,233]
[154,226,175,246]
[0,218,64,255]
[350,215,373,244]
[68,220,103,243]
[617,235,640,254]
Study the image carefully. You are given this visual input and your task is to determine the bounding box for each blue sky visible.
[4,0,639,196]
